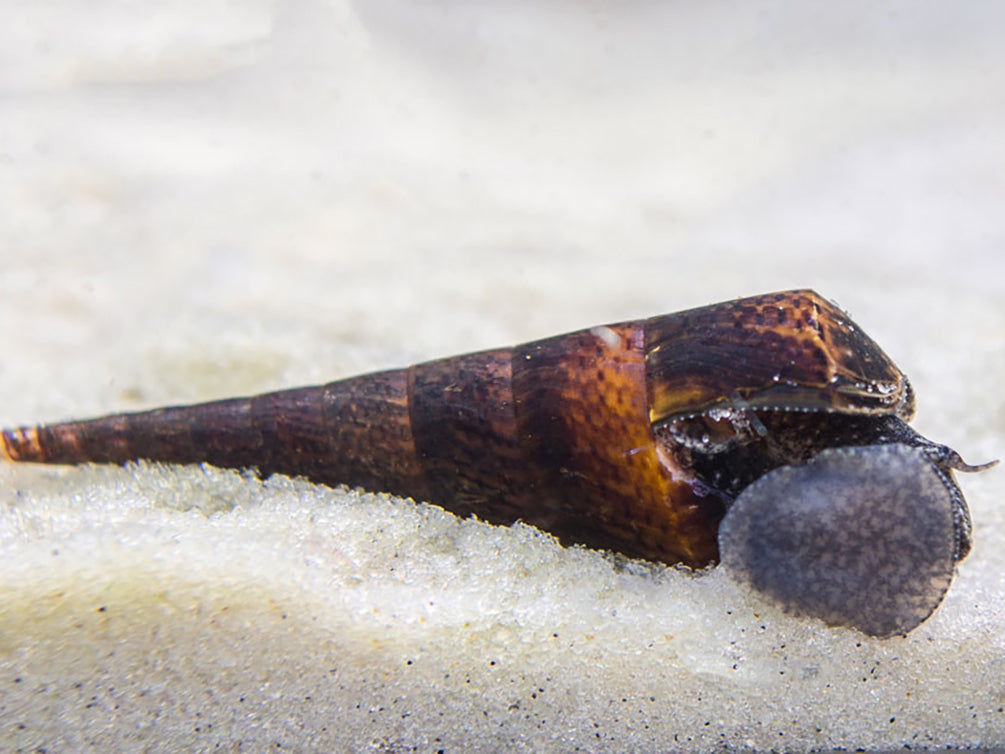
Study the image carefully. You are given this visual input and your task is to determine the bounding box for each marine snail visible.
[0,290,992,636]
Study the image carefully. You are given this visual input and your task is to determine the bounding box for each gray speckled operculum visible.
[718,444,957,637]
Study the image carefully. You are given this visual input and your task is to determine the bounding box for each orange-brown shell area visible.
[510,323,722,566]
[645,290,914,425]
[0,289,911,569]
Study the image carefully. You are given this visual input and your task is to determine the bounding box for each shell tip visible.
[0,426,42,462]
[0,430,13,461]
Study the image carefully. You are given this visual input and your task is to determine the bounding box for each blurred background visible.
[2,1,1002,414]
[0,1,1002,750]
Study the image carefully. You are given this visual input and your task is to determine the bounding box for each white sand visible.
[1,2,1003,750]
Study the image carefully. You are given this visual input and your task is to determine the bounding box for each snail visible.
[0,290,993,636]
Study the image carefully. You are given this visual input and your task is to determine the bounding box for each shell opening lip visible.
[826,375,912,416]
[652,382,910,426]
